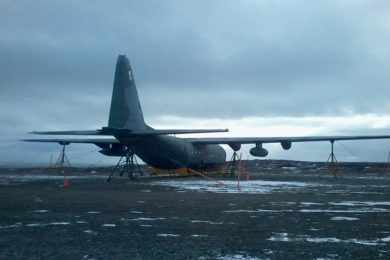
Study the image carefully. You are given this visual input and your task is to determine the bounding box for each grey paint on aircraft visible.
[109,55,226,169]
[108,55,146,131]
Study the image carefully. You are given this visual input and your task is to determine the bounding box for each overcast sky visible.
[1,0,390,166]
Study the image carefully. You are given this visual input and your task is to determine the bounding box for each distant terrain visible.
[1,159,389,177]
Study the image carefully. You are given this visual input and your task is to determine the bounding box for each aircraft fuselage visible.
[116,135,226,170]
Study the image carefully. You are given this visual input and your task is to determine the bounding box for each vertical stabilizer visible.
[108,55,146,130]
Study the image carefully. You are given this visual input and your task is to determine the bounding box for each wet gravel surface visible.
[0,172,390,259]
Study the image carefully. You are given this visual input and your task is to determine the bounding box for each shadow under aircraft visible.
[24,55,390,179]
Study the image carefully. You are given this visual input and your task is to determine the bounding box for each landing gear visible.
[226,151,241,176]
[106,147,143,182]
[327,140,339,177]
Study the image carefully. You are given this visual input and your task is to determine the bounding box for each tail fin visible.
[108,55,146,130]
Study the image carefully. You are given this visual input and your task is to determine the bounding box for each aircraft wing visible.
[30,128,229,136]
[29,130,105,135]
[185,135,390,145]
[22,138,119,145]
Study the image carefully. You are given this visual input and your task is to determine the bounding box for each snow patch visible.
[102,224,116,227]
[0,175,105,182]
[83,230,98,235]
[191,234,208,238]
[329,201,390,207]
[152,180,314,194]
[130,211,143,214]
[87,211,101,214]
[50,222,70,225]
[0,223,22,229]
[331,216,359,221]
[26,223,46,227]
[300,208,389,213]
[129,217,166,221]
[191,220,223,225]
[224,209,288,213]
[32,209,49,213]
[225,208,390,214]
[381,236,390,242]
[268,233,290,242]
[301,202,323,206]
[157,233,180,237]
[268,233,381,246]
[305,237,341,243]
[216,254,265,260]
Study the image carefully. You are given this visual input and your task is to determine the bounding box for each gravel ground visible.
[0,171,390,259]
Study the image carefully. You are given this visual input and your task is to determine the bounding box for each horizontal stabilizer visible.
[23,138,119,144]
[30,130,106,135]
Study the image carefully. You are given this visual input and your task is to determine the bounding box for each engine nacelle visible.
[281,141,292,150]
[228,143,241,151]
[250,146,269,157]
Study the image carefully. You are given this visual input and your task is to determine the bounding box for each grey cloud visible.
[1,1,390,164]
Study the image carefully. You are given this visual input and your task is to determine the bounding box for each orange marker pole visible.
[237,159,241,191]
[237,172,241,191]
[63,177,70,188]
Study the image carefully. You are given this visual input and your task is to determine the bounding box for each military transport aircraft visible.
[24,55,390,178]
